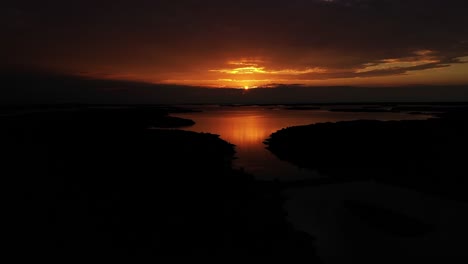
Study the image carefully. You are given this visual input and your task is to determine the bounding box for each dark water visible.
[174,105,428,180]
[174,106,468,261]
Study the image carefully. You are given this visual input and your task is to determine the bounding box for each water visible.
[285,182,468,262]
[173,105,429,180]
[173,105,468,261]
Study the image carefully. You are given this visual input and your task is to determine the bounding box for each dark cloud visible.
[1,0,468,86]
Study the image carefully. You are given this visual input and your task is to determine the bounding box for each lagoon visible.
[174,105,429,180]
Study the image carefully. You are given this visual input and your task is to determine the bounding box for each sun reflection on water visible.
[173,106,430,180]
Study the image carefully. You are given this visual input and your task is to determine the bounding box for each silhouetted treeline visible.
[265,107,468,201]
[3,107,318,258]
[329,108,390,113]
[285,106,321,110]
[329,104,468,113]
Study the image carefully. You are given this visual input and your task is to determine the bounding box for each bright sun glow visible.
[244,86,249,90]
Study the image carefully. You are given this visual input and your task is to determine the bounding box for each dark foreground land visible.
[264,105,468,260]
[3,106,318,258]
[265,106,468,201]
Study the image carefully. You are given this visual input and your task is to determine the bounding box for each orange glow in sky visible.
[147,54,468,88]
[4,2,468,89]
[73,53,468,89]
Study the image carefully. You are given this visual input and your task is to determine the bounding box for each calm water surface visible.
[174,106,467,262]
[174,105,429,180]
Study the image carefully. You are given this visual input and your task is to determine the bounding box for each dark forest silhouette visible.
[4,102,468,259]
[265,107,468,201]
[3,107,318,258]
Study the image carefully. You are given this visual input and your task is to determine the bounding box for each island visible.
[264,107,468,201]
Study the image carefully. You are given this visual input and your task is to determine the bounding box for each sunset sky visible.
[2,0,468,89]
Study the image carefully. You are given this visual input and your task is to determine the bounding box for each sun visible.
[244,86,249,90]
